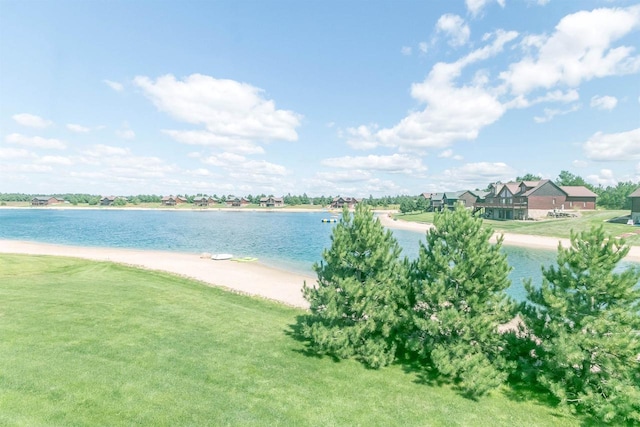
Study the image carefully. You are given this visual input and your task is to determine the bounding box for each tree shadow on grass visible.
[284,314,341,362]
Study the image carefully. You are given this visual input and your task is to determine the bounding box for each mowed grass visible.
[397,210,640,245]
[0,255,581,426]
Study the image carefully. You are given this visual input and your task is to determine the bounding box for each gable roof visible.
[561,186,597,198]
[629,187,640,198]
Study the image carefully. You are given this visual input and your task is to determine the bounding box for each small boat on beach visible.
[211,253,233,260]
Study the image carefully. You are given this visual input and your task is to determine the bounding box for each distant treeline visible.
[1,171,637,209]
[0,192,415,207]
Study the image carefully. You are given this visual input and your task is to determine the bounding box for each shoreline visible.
[376,214,640,263]
[0,239,314,309]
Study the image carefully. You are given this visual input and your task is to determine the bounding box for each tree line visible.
[301,204,640,424]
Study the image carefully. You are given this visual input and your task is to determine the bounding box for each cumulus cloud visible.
[572,159,588,168]
[442,162,517,186]
[436,14,470,47]
[586,168,617,186]
[582,128,640,161]
[202,152,289,176]
[82,144,130,157]
[320,154,426,173]
[36,155,74,166]
[0,147,33,159]
[500,5,640,95]
[66,124,91,133]
[162,130,265,155]
[12,113,53,128]
[419,42,428,54]
[134,74,302,148]
[314,170,372,183]
[103,79,124,92]
[466,0,505,17]
[347,30,517,152]
[401,46,412,56]
[590,95,618,110]
[5,133,66,150]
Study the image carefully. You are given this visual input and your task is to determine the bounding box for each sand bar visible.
[376,214,640,263]
[0,239,314,308]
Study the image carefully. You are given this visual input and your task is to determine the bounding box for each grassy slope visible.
[0,255,582,426]
[397,210,640,246]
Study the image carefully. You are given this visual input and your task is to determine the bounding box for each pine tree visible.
[302,204,407,368]
[523,226,640,423]
[408,204,515,397]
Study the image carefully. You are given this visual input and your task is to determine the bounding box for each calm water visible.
[0,209,636,300]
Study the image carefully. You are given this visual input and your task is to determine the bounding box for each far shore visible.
[376,213,640,263]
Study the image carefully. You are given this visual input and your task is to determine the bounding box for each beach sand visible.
[0,239,314,308]
[376,213,640,263]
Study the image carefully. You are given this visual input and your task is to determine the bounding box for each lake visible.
[0,209,635,301]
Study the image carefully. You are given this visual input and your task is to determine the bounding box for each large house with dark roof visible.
[475,180,597,220]
[330,197,360,209]
[259,196,284,207]
[161,195,188,206]
[31,196,64,206]
[630,187,640,224]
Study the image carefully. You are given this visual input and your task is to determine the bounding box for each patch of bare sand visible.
[0,239,313,308]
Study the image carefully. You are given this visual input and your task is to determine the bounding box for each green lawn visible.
[397,210,640,246]
[0,255,582,426]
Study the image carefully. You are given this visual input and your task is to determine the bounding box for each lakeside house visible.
[31,196,64,206]
[259,196,284,207]
[475,180,597,220]
[330,196,360,209]
[161,195,187,206]
[193,196,218,207]
[226,196,250,207]
[630,187,640,224]
[459,190,489,209]
[100,196,120,206]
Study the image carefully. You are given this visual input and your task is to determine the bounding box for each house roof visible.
[421,193,432,199]
[444,191,465,200]
[520,180,541,188]
[561,186,598,198]
[430,193,445,201]
[628,187,640,198]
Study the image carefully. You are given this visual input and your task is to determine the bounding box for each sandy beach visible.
[0,239,314,308]
[376,214,640,263]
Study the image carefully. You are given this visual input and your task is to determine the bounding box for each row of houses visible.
[31,197,65,206]
[423,179,599,220]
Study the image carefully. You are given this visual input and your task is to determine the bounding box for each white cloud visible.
[442,162,517,186]
[134,74,302,147]
[537,0,550,5]
[83,144,130,157]
[401,46,412,56]
[5,133,66,150]
[66,124,91,133]
[347,30,517,152]
[419,42,428,54]
[572,160,588,168]
[12,113,53,128]
[436,14,470,47]
[314,170,372,182]
[116,123,135,140]
[202,152,289,176]
[0,147,33,159]
[36,155,74,166]
[320,154,425,173]
[162,130,265,155]
[501,5,640,95]
[586,169,617,186]
[582,128,640,161]
[466,0,505,17]
[590,95,618,110]
[103,79,124,92]
[533,103,581,123]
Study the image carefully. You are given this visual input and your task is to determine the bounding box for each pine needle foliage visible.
[523,226,640,423]
[302,204,407,368]
[407,204,515,397]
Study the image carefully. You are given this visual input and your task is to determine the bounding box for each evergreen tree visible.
[302,204,407,368]
[523,227,640,423]
[408,205,515,397]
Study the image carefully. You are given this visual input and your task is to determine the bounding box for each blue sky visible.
[1,0,639,197]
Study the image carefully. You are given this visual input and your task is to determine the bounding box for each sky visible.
[1,0,639,197]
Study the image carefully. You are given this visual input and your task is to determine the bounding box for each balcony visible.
[475,198,528,208]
